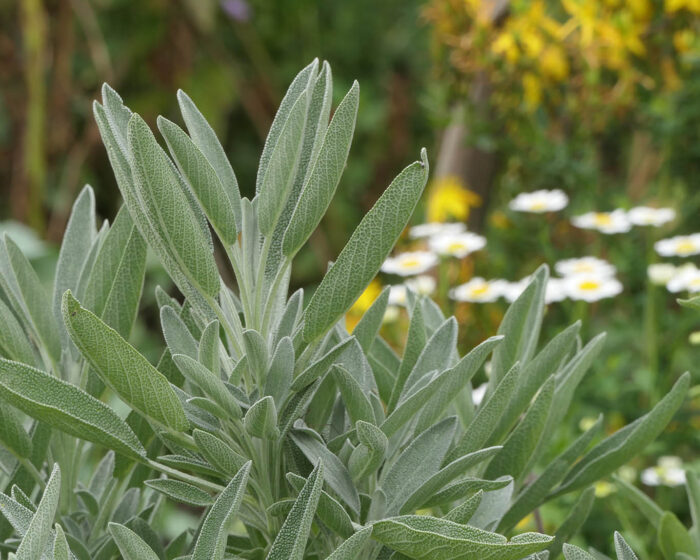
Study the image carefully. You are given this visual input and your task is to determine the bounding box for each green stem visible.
[147,459,225,493]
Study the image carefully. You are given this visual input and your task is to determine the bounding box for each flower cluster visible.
[640,456,687,487]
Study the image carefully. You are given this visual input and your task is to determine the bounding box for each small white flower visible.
[405,275,437,296]
[472,383,488,406]
[381,251,438,276]
[409,222,466,239]
[667,264,700,293]
[503,279,530,303]
[545,278,567,303]
[647,263,677,286]
[571,210,632,234]
[555,256,616,278]
[655,233,700,257]
[388,285,408,306]
[564,274,623,302]
[429,232,486,258]
[450,278,507,303]
[641,456,686,487]
[509,189,569,213]
[628,206,676,227]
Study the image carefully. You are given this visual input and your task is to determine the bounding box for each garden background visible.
[0,0,698,556]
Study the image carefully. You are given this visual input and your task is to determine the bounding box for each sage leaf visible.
[352,286,390,354]
[282,81,360,257]
[192,461,251,560]
[63,291,188,431]
[547,487,595,558]
[144,479,214,507]
[615,532,639,560]
[0,298,37,366]
[286,472,354,538]
[16,464,60,560]
[0,404,32,459]
[303,150,429,342]
[173,354,241,419]
[658,511,697,560]
[161,305,199,360]
[0,358,146,459]
[108,522,160,560]
[371,515,553,560]
[324,526,373,559]
[53,524,70,560]
[332,365,375,425]
[267,461,324,560]
[348,420,388,481]
[193,429,247,477]
[244,396,279,439]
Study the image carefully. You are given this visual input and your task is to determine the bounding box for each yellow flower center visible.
[529,201,547,211]
[400,258,421,269]
[593,213,613,226]
[579,280,600,291]
[470,285,490,296]
[447,242,467,252]
[676,240,695,254]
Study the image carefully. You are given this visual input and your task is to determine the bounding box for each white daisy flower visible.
[628,206,676,227]
[555,256,616,278]
[409,222,466,239]
[388,285,408,306]
[564,274,623,302]
[429,232,486,258]
[571,210,632,234]
[450,278,507,303]
[647,263,677,286]
[382,305,400,323]
[405,275,437,296]
[503,279,530,303]
[381,251,438,276]
[655,233,700,257]
[545,278,567,303]
[472,383,488,406]
[667,264,700,293]
[508,189,569,213]
[641,456,686,487]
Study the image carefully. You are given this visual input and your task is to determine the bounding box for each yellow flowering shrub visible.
[426,175,481,222]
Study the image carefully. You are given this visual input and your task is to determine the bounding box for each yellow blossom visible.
[594,480,616,498]
[346,279,382,332]
[522,72,542,109]
[540,46,570,80]
[673,29,696,53]
[492,32,520,64]
[427,176,481,222]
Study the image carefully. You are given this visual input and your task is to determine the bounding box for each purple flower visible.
[221,0,251,22]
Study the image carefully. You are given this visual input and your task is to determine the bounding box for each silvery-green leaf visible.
[615,532,639,560]
[244,396,279,439]
[198,320,221,378]
[547,487,595,558]
[612,474,662,526]
[257,87,311,237]
[279,379,321,438]
[485,375,555,482]
[52,185,96,346]
[468,478,514,531]
[108,522,160,560]
[402,317,458,394]
[292,337,354,391]
[400,446,502,514]
[0,403,32,459]
[274,289,303,347]
[303,150,429,342]
[16,464,60,560]
[686,470,700,550]
[265,337,294,408]
[490,321,579,444]
[127,113,220,298]
[553,372,689,497]
[243,329,269,386]
[173,354,240,419]
[422,477,513,509]
[381,417,456,515]
[145,478,213,507]
[267,461,324,560]
[0,492,33,538]
[192,429,247,477]
[191,461,251,560]
[82,206,146,339]
[158,117,238,245]
[157,454,219,479]
[290,430,360,514]
[0,358,145,459]
[256,60,318,194]
[349,420,388,481]
[12,487,35,512]
[188,396,228,419]
[161,305,199,360]
[658,512,696,560]
[286,472,354,538]
[332,365,375,425]
[1,236,61,365]
[177,89,242,232]
[447,362,520,463]
[414,335,503,433]
[444,490,484,524]
[678,295,700,310]
[489,265,547,387]
[371,515,553,560]
[324,526,373,559]
[380,369,441,439]
[52,524,70,560]
[63,292,188,431]
[498,416,602,532]
[352,287,390,354]
[282,81,359,257]
[0,298,36,366]
[563,544,596,560]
